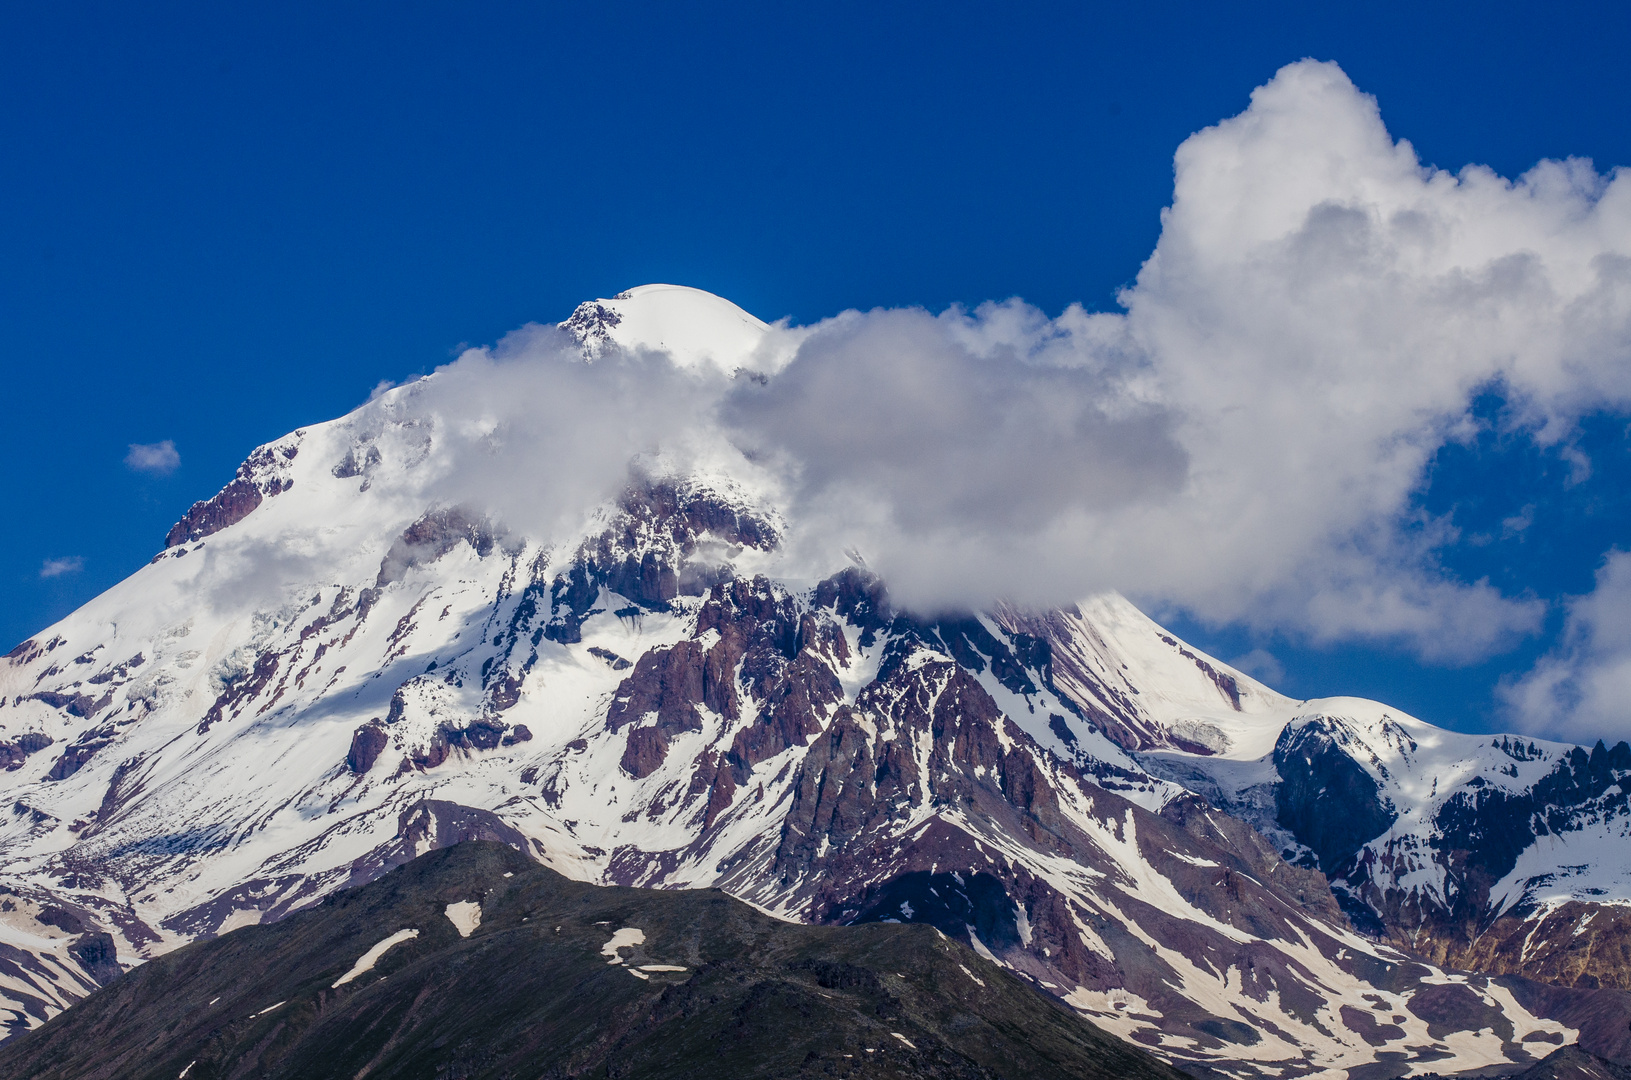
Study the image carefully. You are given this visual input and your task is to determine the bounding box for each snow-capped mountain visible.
[1133,696,1631,990]
[2,285,1629,1078]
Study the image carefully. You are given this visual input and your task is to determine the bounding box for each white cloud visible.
[723,59,1631,657]
[126,440,180,475]
[1230,649,1286,687]
[377,323,740,548]
[1502,551,1631,743]
[395,59,1631,666]
[40,556,84,578]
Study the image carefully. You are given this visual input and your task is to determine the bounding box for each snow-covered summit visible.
[559,284,797,372]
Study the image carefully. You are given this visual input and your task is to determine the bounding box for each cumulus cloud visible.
[390,59,1631,669]
[1502,551,1631,743]
[40,556,84,578]
[722,304,1186,606]
[126,440,180,475]
[723,59,1629,657]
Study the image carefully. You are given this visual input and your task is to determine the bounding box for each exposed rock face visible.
[45,734,111,781]
[1273,718,1399,877]
[196,651,281,734]
[0,734,53,771]
[560,299,622,351]
[330,441,381,480]
[1448,903,1631,991]
[163,438,300,548]
[750,618,1369,1048]
[64,933,121,986]
[1338,740,1631,987]
[541,477,779,643]
[1159,793,1347,924]
[164,478,263,549]
[346,722,388,774]
[25,692,105,720]
[603,576,837,784]
[375,507,497,588]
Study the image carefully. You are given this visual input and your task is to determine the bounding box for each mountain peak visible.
[559,283,782,371]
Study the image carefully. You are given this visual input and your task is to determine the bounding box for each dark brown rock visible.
[606,640,707,735]
[165,478,263,548]
[36,906,85,934]
[27,690,110,720]
[197,650,281,734]
[410,730,451,770]
[375,508,496,587]
[812,567,891,645]
[5,637,49,664]
[543,477,780,642]
[447,721,506,752]
[66,931,122,987]
[347,722,389,774]
[486,673,522,712]
[620,726,671,780]
[1428,902,1631,992]
[587,646,631,670]
[47,736,111,781]
[0,732,53,770]
[331,442,381,480]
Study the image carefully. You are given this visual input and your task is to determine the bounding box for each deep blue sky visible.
[4,1,1630,736]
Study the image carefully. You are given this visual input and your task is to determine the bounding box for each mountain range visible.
[1,285,1628,1079]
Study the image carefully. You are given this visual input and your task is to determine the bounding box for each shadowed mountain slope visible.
[0,841,1186,1080]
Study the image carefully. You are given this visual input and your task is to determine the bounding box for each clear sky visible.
[5,1,1631,741]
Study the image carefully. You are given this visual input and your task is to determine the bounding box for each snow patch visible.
[965,926,999,963]
[444,902,481,938]
[601,926,645,964]
[332,928,420,987]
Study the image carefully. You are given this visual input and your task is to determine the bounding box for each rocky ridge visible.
[0,841,1188,1080]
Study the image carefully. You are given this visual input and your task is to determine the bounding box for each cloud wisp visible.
[40,557,84,579]
[126,440,180,475]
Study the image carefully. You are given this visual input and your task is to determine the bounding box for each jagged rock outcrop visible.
[164,439,301,548]
[0,734,53,772]
[346,722,388,774]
